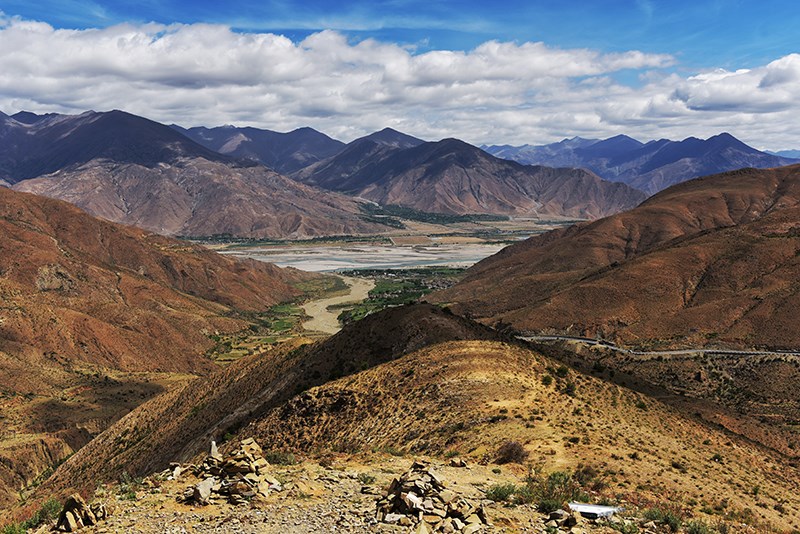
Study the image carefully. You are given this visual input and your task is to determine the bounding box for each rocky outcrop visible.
[54,493,108,532]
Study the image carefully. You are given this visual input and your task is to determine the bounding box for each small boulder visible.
[193,477,216,505]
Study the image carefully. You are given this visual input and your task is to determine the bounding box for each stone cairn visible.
[54,493,108,532]
[376,460,490,534]
[177,438,282,506]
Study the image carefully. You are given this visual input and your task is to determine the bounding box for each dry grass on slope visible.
[15,306,799,531]
[15,305,497,519]
[247,340,799,532]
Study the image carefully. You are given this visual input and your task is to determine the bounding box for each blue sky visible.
[4,0,797,69]
[0,1,798,148]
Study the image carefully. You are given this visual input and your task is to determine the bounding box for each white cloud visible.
[0,15,798,149]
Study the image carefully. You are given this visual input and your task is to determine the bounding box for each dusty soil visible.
[53,455,648,534]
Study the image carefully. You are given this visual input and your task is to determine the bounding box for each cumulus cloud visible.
[0,15,797,149]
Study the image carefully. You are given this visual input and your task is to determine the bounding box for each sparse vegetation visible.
[496,440,529,464]
[685,519,711,534]
[485,483,518,502]
[118,470,144,500]
[263,450,297,465]
[357,472,376,485]
[360,203,509,226]
[1,498,61,534]
[643,507,682,532]
[607,519,639,534]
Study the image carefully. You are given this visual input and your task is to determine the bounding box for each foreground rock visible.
[175,438,283,506]
[54,494,108,532]
[376,460,490,533]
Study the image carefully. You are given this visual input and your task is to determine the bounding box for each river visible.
[223,242,506,272]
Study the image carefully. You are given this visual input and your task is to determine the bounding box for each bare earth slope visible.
[295,138,646,218]
[431,164,800,349]
[428,165,800,469]
[14,158,390,238]
[0,187,313,508]
[28,305,498,501]
[23,305,800,531]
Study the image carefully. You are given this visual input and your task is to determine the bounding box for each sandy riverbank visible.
[301,276,375,334]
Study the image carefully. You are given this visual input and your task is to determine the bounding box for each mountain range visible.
[2,110,394,238]
[0,110,654,237]
[3,108,800,532]
[294,133,646,218]
[768,149,800,159]
[484,133,799,194]
[172,124,345,174]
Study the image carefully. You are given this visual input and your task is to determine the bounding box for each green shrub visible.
[264,451,297,465]
[1,524,26,534]
[608,520,639,534]
[686,520,710,534]
[485,483,517,502]
[357,473,376,485]
[39,498,61,523]
[0,497,62,534]
[542,375,553,386]
[643,508,682,532]
[514,484,536,505]
[537,498,563,514]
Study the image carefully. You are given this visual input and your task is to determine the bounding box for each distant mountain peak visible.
[484,131,795,195]
[10,111,45,124]
[356,127,425,149]
[177,123,345,174]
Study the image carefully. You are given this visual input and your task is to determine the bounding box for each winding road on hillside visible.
[302,276,375,335]
[517,334,800,358]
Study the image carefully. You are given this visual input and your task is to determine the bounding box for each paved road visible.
[301,276,375,335]
[516,334,800,358]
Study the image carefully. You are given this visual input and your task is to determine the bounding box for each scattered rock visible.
[449,457,468,468]
[376,460,489,533]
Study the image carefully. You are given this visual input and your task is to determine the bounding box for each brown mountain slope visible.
[21,305,800,531]
[295,138,646,219]
[24,305,497,502]
[13,158,390,239]
[0,186,314,507]
[430,165,800,348]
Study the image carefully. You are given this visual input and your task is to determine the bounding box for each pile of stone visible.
[54,494,108,532]
[177,438,282,506]
[376,460,489,534]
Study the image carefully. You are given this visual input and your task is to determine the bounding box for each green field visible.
[335,267,465,325]
[206,275,348,365]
